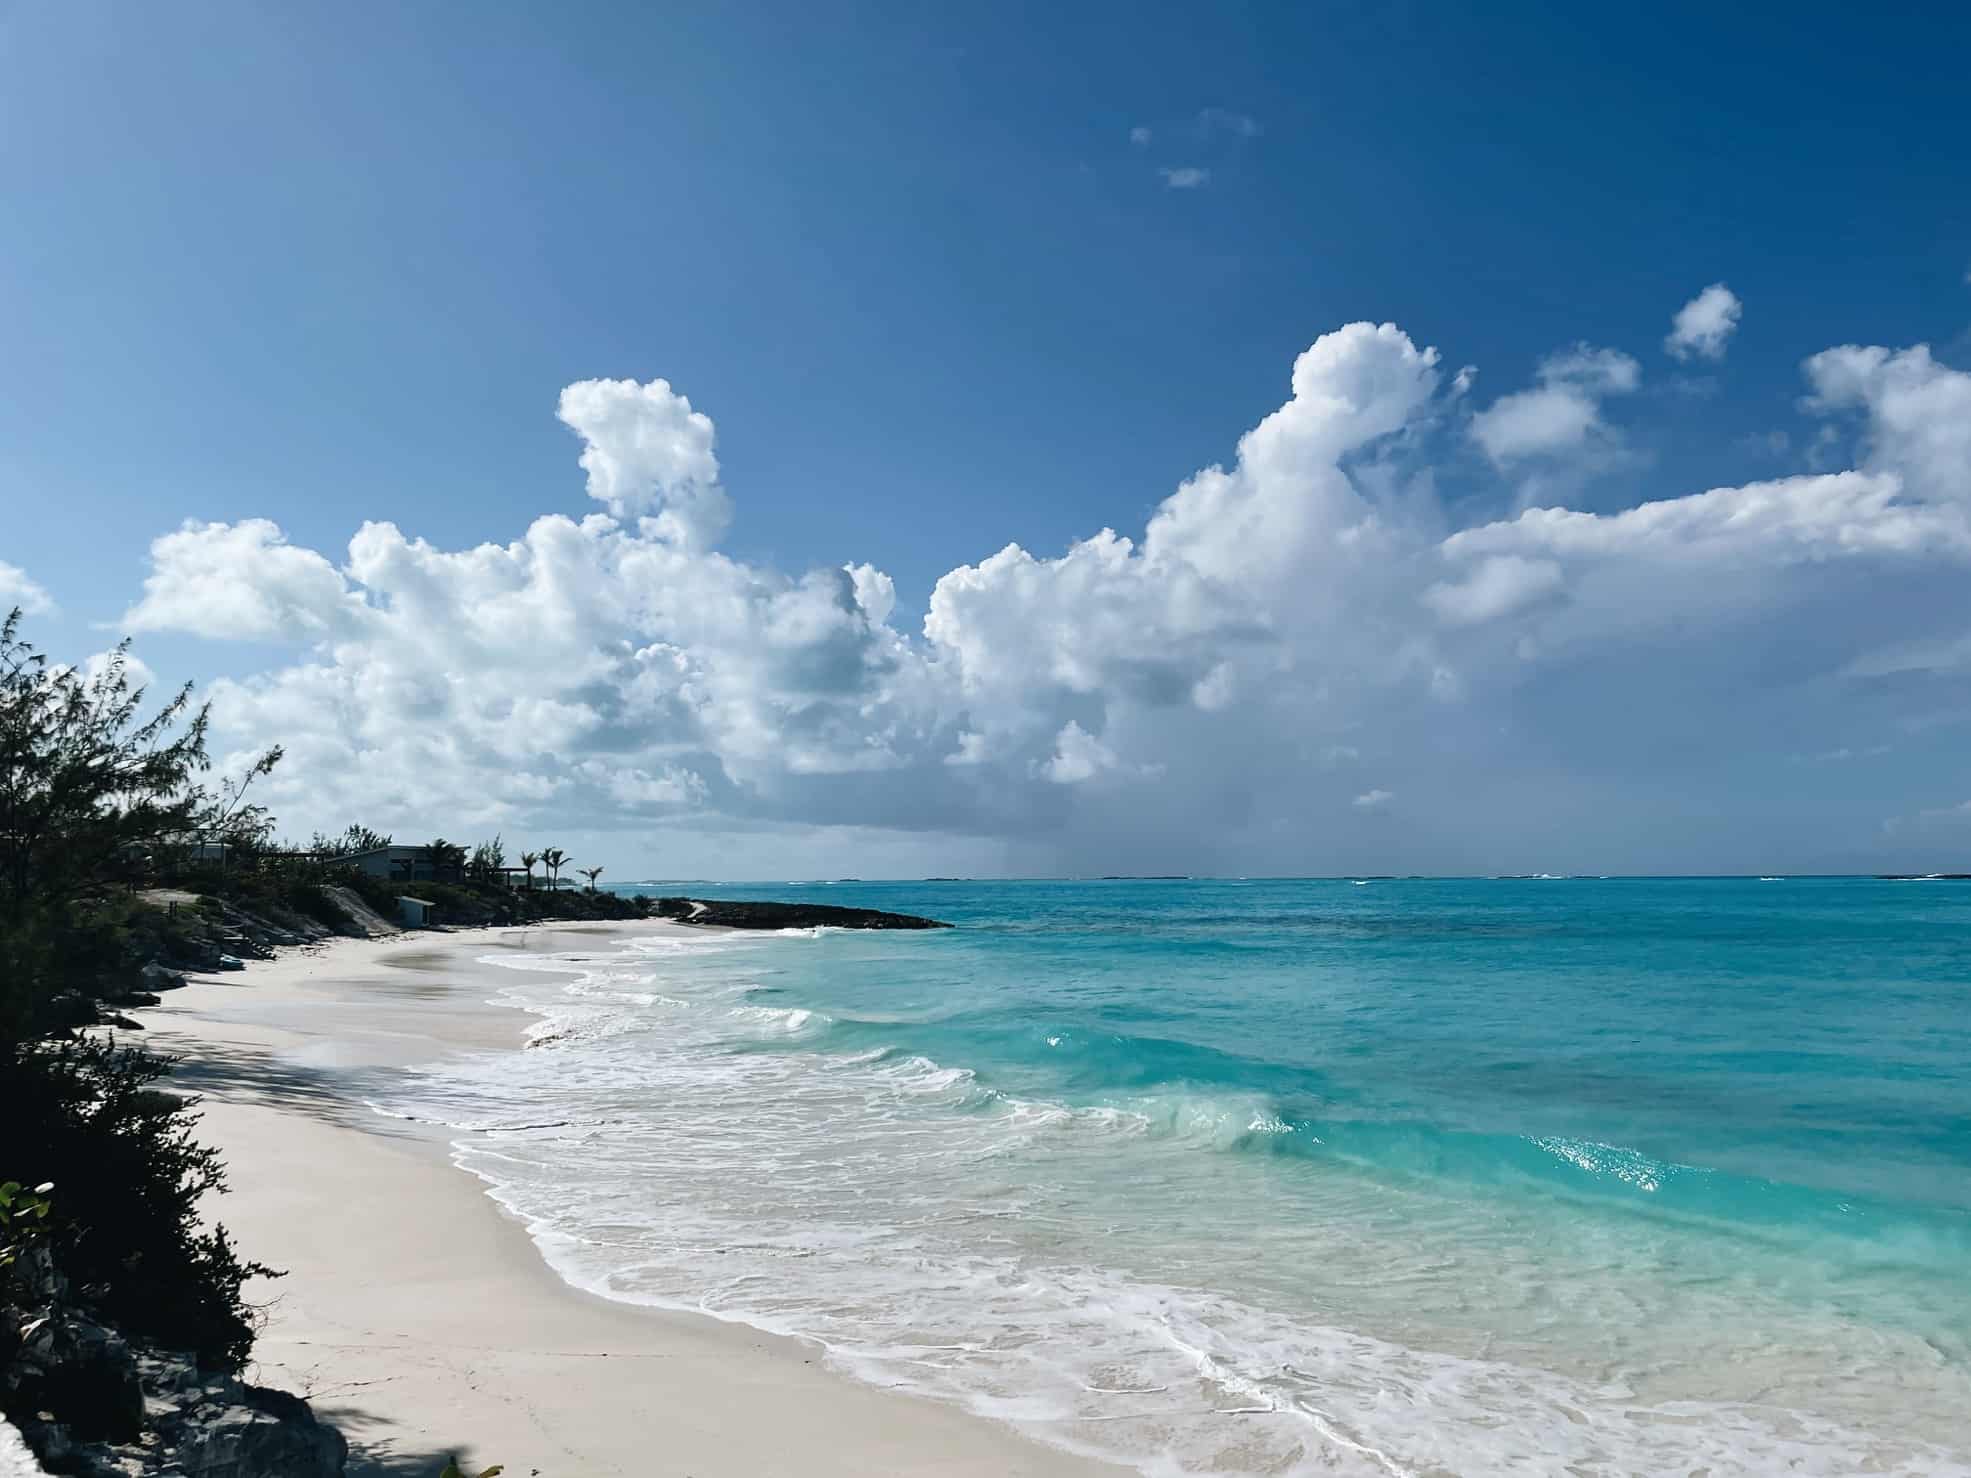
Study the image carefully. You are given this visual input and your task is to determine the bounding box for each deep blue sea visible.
[394,878,1971,1475]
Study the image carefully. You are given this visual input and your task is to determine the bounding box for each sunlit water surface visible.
[383,878,1971,1476]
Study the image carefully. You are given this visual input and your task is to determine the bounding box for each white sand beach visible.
[129,924,1122,1478]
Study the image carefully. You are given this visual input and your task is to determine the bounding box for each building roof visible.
[329,844,421,862]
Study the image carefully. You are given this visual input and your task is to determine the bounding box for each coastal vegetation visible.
[0,611,327,1470]
[0,606,946,1471]
[0,609,639,1473]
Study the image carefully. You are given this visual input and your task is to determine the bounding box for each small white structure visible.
[397,896,437,929]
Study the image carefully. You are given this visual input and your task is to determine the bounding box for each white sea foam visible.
[381,937,1971,1478]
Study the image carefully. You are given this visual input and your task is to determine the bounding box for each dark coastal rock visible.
[6,1252,344,1478]
[10,1312,144,1445]
[653,897,951,930]
[125,1359,346,1478]
[139,962,187,991]
[12,1349,345,1478]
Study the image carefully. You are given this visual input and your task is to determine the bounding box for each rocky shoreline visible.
[3,1246,343,1478]
[651,897,951,930]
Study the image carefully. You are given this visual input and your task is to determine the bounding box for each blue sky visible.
[4,2,1970,876]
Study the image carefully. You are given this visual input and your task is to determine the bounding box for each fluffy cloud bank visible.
[118,312,1971,873]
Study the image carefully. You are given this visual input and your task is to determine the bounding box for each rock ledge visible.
[652,897,950,930]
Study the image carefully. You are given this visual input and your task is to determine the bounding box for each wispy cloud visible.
[1794,745,1890,763]
[1353,788,1394,810]
[1198,107,1261,138]
[0,559,54,615]
[1736,428,1791,458]
[1130,110,1257,189]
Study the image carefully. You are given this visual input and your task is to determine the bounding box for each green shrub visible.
[0,1038,274,1371]
[285,883,352,931]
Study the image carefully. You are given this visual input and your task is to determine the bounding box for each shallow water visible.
[388,878,1971,1475]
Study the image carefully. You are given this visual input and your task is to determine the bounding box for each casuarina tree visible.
[0,609,278,1044]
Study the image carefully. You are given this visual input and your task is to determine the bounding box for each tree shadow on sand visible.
[141,1032,426,1138]
[308,1399,523,1477]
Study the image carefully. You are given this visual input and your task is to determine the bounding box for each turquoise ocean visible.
[386,878,1971,1475]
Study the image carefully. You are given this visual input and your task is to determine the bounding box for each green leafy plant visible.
[0,1179,54,1270]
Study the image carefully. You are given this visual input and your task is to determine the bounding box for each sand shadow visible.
[309,1399,522,1477]
[152,1035,421,1138]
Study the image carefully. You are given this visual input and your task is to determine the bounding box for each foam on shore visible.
[378,923,1971,1477]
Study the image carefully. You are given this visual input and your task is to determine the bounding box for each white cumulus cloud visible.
[108,319,1971,874]
[126,520,362,640]
[1040,721,1120,784]
[556,376,732,548]
[1804,343,1971,504]
[1469,345,1640,465]
[1665,283,1743,361]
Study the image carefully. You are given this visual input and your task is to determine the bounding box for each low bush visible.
[0,1038,273,1372]
[285,883,353,932]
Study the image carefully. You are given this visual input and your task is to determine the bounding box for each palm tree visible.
[579,865,604,893]
[420,837,465,882]
[519,851,540,890]
[541,847,567,891]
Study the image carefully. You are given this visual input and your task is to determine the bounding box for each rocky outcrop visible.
[8,1308,144,1450]
[4,1250,343,1478]
[652,897,951,930]
[139,963,187,992]
[16,1355,346,1478]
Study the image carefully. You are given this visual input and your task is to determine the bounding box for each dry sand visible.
[130,923,1123,1478]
